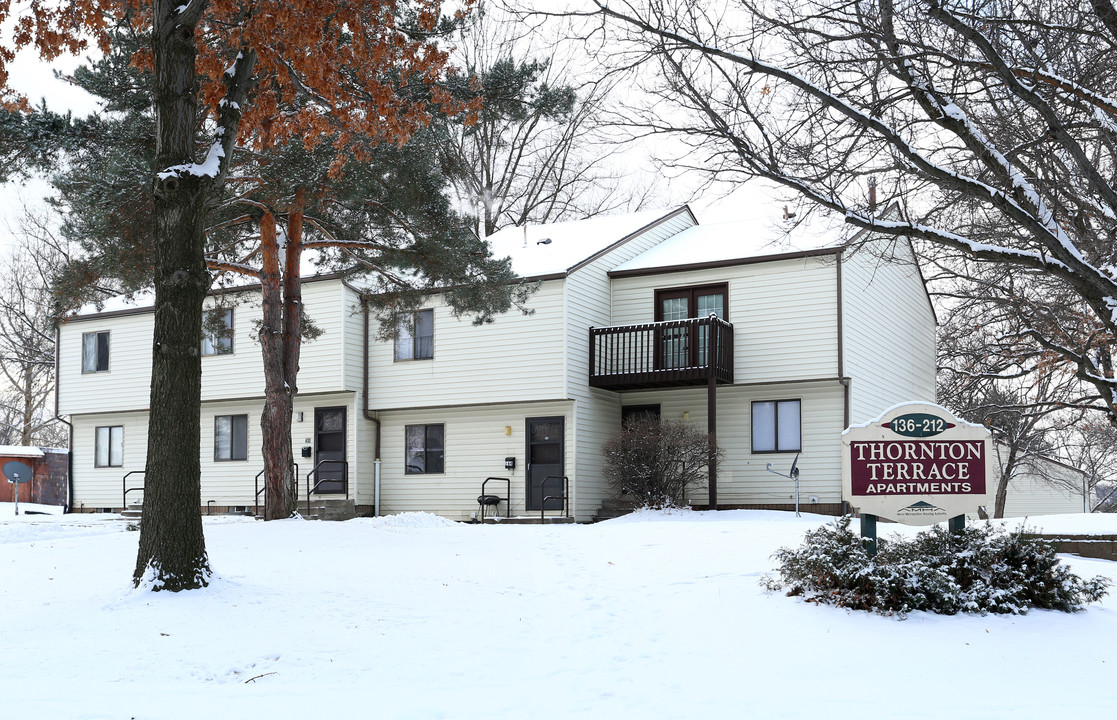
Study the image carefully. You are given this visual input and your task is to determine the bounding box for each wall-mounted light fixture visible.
[296,411,304,422]
[682,412,690,421]
[504,425,512,436]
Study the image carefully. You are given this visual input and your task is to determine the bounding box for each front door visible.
[526,416,564,511]
[314,407,347,494]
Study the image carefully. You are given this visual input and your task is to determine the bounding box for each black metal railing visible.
[589,315,733,390]
[305,460,348,517]
[477,476,511,522]
[254,463,298,519]
[539,475,570,523]
[121,470,145,509]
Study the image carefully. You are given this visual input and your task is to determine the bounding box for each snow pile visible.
[360,511,457,529]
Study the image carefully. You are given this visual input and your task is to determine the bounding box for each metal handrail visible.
[254,463,298,519]
[305,459,349,517]
[122,470,145,508]
[589,315,734,386]
[539,475,570,523]
[478,476,511,522]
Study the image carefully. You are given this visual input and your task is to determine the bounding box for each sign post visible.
[843,403,994,548]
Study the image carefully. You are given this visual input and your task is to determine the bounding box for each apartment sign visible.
[842,403,994,525]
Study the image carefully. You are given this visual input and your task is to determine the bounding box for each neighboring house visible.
[55,200,1086,520]
[0,445,68,507]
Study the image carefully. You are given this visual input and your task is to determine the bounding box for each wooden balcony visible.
[589,316,734,391]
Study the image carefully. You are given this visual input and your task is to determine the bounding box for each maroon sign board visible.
[842,403,994,525]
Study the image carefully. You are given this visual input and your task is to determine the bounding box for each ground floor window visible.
[95,425,123,467]
[405,424,444,474]
[215,414,248,461]
[752,400,801,453]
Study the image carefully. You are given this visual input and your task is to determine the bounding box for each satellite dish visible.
[3,460,33,484]
[789,453,800,480]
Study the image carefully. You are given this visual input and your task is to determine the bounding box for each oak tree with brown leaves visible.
[1,0,477,590]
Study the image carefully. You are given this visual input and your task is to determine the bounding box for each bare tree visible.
[558,0,1117,425]
[441,7,650,236]
[0,208,69,448]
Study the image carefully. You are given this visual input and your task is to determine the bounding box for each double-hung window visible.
[215,414,248,461]
[394,309,433,360]
[405,424,444,474]
[95,425,123,467]
[82,331,110,373]
[202,308,235,356]
[752,400,801,453]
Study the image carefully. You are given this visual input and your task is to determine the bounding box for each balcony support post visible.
[707,369,718,510]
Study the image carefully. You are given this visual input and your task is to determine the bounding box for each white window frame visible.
[95,425,124,467]
[202,308,235,356]
[394,309,434,361]
[751,399,802,453]
[82,331,110,373]
[214,414,249,461]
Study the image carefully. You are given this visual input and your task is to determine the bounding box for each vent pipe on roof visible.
[868,176,878,214]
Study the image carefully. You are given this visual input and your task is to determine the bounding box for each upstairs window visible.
[202,308,235,356]
[752,400,801,453]
[394,309,434,360]
[214,414,248,461]
[82,331,110,373]
[95,425,123,467]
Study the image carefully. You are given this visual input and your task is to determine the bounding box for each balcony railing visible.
[589,315,734,391]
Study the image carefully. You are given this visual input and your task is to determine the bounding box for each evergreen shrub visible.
[762,516,1111,617]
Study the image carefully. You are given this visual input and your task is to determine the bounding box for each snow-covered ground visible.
[1,507,1114,719]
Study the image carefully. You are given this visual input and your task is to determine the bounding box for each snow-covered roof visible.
[485,208,685,278]
[0,445,45,458]
[615,185,845,274]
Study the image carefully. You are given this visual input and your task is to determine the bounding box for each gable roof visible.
[612,187,844,276]
[485,207,695,279]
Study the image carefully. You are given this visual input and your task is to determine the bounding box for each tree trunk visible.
[994,448,1019,519]
[132,6,211,590]
[259,211,297,519]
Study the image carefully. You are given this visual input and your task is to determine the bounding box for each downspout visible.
[362,298,381,516]
[836,253,850,430]
[53,325,74,513]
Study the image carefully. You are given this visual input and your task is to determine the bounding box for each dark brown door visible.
[314,407,347,494]
[526,417,564,511]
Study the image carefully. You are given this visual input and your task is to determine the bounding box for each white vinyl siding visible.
[610,256,840,384]
[376,401,574,521]
[994,445,1088,517]
[619,381,845,507]
[842,237,937,424]
[367,281,568,410]
[59,279,353,417]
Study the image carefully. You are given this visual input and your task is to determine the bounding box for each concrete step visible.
[121,504,143,519]
[299,498,357,521]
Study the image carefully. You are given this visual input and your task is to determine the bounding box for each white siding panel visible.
[376,401,574,521]
[59,279,352,416]
[618,381,846,507]
[70,391,362,511]
[58,314,154,415]
[995,446,1088,517]
[71,411,150,509]
[610,257,840,384]
[563,212,696,517]
[367,282,568,410]
[842,239,937,424]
